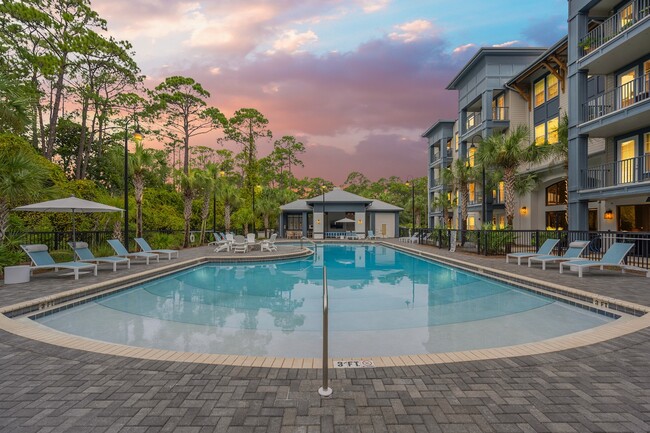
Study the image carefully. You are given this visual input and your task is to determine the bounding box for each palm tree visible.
[431,193,457,228]
[195,167,216,244]
[217,181,240,233]
[255,192,278,238]
[176,169,200,247]
[442,159,475,231]
[0,75,34,134]
[0,135,50,241]
[477,125,550,226]
[129,142,156,238]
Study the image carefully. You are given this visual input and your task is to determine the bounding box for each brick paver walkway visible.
[1,241,649,432]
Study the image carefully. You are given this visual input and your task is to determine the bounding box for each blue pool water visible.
[35,244,613,357]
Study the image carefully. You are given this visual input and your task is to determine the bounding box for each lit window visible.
[546,181,567,206]
[534,79,545,107]
[498,181,504,202]
[455,132,459,151]
[468,183,475,203]
[547,117,559,144]
[619,69,636,108]
[644,133,650,173]
[534,123,546,145]
[620,2,634,29]
[468,146,476,167]
[467,216,476,230]
[547,74,559,99]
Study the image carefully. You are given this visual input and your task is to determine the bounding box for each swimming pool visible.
[35,244,613,357]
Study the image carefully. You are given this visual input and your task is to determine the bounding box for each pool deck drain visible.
[1,241,648,368]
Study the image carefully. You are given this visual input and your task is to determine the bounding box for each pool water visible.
[35,244,613,357]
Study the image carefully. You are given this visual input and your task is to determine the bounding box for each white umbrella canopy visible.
[14,196,123,248]
[335,217,355,224]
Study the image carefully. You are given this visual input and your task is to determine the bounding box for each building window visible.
[534,79,545,107]
[492,93,505,120]
[547,74,559,100]
[534,123,546,145]
[618,137,636,183]
[545,211,567,230]
[619,68,636,108]
[644,133,650,173]
[467,216,476,230]
[619,204,650,231]
[619,2,634,29]
[468,145,476,167]
[455,132,459,151]
[468,183,475,203]
[546,181,567,205]
[287,215,302,231]
[547,117,559,144]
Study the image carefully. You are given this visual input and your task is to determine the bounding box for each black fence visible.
[399,227,650,270]
[10,229,185,251]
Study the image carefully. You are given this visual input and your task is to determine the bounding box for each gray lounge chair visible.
[231,235,248,253]
[69,241,130,272]
[107,239,159,264]
[506,238,560,265]
[527,240,589,270]
[134,237,179,260]
[559,242,649,278]
[21,244,97,280]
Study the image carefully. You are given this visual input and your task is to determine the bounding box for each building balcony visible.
[581,155,650,192]
[578,0,650,74]
[464,112,482,134]
[492,106,509,121]
[430,148,452,165]
[580,72,650,136]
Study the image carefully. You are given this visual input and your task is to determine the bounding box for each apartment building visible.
[422,120,455,227]
[439,48,546,229]
[568,0,650,232]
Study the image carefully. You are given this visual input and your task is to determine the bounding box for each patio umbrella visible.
[14,196,123,249]
[335,217,356,232]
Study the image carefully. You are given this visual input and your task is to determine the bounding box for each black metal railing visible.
[582,155,650,189]
[398,227,650,270]
[583,72,650,122]
[579,0,650,57]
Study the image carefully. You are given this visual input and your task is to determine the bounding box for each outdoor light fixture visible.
[520,206,528,216]
[604,209,614,220]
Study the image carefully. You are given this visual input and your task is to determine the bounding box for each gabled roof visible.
[506,36,568,86]
[366,199,403,212]
[421,120,456,138]
[305,188,372,204]
[279,200,311,211]
[446,47,547,90]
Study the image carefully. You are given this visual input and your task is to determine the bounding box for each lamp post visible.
[124,116,142,251]
[321,185,327,238]
[252,184,262,235]
[405,178,415,233]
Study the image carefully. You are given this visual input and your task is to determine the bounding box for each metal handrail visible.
[583,72,650,122]
[582,154,650,189]
[318,266,332,397]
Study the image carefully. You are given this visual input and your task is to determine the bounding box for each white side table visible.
[4,265,31,284]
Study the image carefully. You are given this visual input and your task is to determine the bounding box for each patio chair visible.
[107,239,159,265]
[367,230,377,240]
[506,238,560,265]
[68,241,130,272]
[527,240,589,270]
[134,237,179,260]
[559,242,649,278]
[21,244,97,280]
[231,235,248,253]
[213,233,233,253]
[261,233,278,252]
[207,232,221,246]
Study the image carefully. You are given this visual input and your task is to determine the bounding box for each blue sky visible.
[96,0,568,183]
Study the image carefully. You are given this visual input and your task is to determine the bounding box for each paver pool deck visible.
[1,240,649,432]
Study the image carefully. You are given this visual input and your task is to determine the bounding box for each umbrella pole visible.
[72,209,76,261]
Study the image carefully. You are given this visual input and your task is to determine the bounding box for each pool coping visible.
[1,242,649,369]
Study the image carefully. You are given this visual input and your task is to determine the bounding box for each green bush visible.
[479,224,518,254]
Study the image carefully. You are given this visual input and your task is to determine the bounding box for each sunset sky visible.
[95,0,567,184]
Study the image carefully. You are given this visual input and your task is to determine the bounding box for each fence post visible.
[535,230,540,250]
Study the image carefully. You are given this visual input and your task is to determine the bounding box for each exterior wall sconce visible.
[604,209,614,220]
[519,206,528,216]
[316,219,321,225]
[357,219,362,224]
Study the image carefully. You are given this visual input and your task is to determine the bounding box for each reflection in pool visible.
[35,244,613,357]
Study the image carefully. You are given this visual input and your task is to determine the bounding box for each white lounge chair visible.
[559,242,649,278]
[506,238,560,265]
[69,241,130,272]
[21,244,97,280]
[213,233,233,253]
[134,237,179,260]
[367,230,377,240]
[231,235,248,253]
[527,240,589,270]
[261,233,278,252]
[107,239,159,265]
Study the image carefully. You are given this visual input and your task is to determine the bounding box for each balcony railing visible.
[465,112,482,133]
[582,155,650,190]
[583,72,650,122]
[579,0,650,57]
[492,106,509,121]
